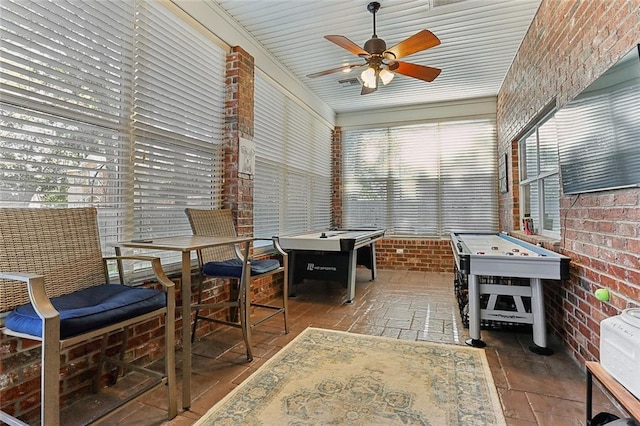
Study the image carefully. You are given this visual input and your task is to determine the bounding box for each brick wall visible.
[375,238,453,272]
[497,0,640,365]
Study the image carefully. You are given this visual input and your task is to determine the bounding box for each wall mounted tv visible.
[555,45,640,195]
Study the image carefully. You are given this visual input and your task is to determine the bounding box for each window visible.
[0,0,225,269]
[518,113,561,238]
[343,119,498,236]
[253,72,332,239]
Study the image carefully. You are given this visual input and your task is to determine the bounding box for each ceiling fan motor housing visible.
[364,37,387,55]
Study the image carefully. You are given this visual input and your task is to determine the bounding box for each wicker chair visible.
[184,208,288,361]
[0,207,177,426]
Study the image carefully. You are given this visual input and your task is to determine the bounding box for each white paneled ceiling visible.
[194,0,541,115]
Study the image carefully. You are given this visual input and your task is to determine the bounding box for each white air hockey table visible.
[451,232,570,355]
[275,229,385,304]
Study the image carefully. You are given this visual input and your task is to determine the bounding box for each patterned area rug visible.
[196,327,505,425]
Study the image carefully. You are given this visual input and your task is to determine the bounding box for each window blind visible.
[0,0,134,245]
[0,0,225,270]
[254,73,331,238]
[132,0,225,246]
[343,119,498,236]
[556,83,640,194]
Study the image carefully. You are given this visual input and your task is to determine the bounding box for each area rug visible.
[196,327,505,425]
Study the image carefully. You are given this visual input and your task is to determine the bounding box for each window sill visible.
[509,231,562,251]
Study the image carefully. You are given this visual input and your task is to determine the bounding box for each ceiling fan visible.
[307,1,442,95]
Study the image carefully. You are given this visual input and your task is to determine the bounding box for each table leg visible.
[181,251,192,409]
[288,252,296,297]
[346,249,357,304]
[466,274,486,348]
[370,243,378,281]
[586,368,593,425]
[529,278,553,355]
[241,242,253,361]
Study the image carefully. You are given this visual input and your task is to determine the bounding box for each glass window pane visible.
[538,116,560,173]
[520,183,531,230]
[542,175,561,232]
[521,132,538,181]
[529,182,540,233]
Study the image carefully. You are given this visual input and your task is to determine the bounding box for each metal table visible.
[116,235,254,410]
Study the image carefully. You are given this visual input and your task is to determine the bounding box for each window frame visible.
[518,111,562,240]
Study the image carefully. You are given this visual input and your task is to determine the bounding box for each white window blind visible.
[0,0,225,268]
[0,0,134,245]
[254,73,331,238]
[132,1,225,245]
[343,119,498,236]
[556,83,640,194]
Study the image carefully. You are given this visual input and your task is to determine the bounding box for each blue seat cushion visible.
[5,284,166,339]
[202,258,280,278]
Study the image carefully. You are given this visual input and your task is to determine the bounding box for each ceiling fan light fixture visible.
[379,68,394,85]
[361,67,377,88]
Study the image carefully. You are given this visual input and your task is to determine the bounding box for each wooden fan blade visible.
[393,61,441,82]
[385,30,441,60]
[361,84,377,95]
[325,35,369,57]
[307,63,365,78]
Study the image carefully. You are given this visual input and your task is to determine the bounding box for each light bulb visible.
[379,68,394,85]
[361,67,377,88]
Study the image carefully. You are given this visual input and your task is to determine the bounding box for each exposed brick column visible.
[225,46,255,236]
[331,126,343,229]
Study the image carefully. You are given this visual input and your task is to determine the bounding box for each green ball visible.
[594,288,609,302]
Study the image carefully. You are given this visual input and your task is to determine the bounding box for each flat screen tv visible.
[555,45,640,194]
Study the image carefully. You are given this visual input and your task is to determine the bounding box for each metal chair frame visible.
[185,208,288,361]
[0,207,177,426]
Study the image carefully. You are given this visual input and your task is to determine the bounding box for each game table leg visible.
[529,277,553,355]
[370,244,378,281]
[287,252,297,298]
[465,274,486,348]
[346,249,357,304]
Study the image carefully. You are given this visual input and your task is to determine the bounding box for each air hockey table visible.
[275,229,385,304]
[450,232,570,355]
